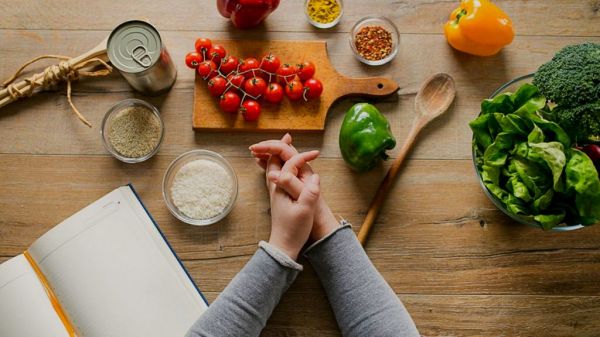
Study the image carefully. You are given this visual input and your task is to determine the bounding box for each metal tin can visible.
[107,20,177,96]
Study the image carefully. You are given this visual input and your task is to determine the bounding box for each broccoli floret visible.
[554,101,600,143]
[533,43,600,107]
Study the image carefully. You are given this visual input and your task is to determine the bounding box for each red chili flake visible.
[354,26,393,61]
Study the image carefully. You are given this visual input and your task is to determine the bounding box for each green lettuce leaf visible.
[527,142,566,191]
[565,149,600,225]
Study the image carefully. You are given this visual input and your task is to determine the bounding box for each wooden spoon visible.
[357,73,456,246]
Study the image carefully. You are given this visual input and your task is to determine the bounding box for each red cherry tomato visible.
[264,83,284,104]
[303,78,323,100]
[285,79,304,101]
[185,51,203,69]
[195,38,212,56]
[297,61,316,82]
[239,58,260,79]
[208,76,228,97]
[219,55,239,75]
[227,73,246,89]
[276,64,298,84]
[241,99,261,121]
[255,69,272,82]
[197,60,217,79]
[260,52,281,74]
[219,91,241,113]
[208,45,227,64]
[244,77,267,97]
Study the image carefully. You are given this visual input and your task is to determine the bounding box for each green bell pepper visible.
[339,103,396,172]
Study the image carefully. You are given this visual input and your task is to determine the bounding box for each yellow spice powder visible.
[307,0,341,24]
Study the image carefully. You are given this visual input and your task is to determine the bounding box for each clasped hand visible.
[250,134,340,260]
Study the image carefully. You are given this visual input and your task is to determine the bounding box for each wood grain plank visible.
[1,30,599,159]
[2,154,600,297]
[0,0,598,37]
[169,291,600,337]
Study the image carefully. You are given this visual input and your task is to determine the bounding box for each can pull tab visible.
[131,45,152,68]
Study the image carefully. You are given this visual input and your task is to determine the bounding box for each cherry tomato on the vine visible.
[195,38,212,56]
[260,53,281,74]
[244,77,267,97]
[185,52,203,69]
[220,55,239,75]
[285,79,304,101]
[276,64,298,85]
[208,45,227,64]
[220,91,241,113]
[208,76,228,97]
[255,70,272,82]
[197,60,218,79]
[297,61,316,82]
[240,99,261,121]
[227,73,246,89]
[303,78,323,100]
[264,83,284,104]
[239,58,260,79]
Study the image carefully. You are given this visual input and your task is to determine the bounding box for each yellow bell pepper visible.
[444,0,515,56]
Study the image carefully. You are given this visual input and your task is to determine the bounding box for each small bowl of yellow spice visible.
[305,0,343,29]
[101,98,164,163]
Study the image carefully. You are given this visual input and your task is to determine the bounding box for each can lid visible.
[107,20,162,73]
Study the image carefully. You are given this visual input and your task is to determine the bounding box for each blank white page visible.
[0,254,70,337]
[28,186,207,337]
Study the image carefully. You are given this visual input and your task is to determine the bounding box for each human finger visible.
[298,174,320,207]
[281,133,292,145]
[267,170,303,200]
[266,155,282,193]
[280,150,319,178]
[249,140,298,161]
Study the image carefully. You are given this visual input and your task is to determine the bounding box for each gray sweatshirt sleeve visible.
[185,241,302,337]
[304,222,420,337]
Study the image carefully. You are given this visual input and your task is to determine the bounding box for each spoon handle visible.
[357,118,425,246]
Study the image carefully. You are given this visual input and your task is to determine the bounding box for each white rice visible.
[171,159,233,220]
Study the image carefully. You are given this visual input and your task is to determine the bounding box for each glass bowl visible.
[472,73,583,231]
[349,16,399,66]
[304,0,343,29]
[162,150,238,226]
[101,98,164,163]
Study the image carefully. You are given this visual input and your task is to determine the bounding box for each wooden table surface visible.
[1,1,600,336]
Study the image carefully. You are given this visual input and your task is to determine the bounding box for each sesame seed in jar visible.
[108,106,162,159]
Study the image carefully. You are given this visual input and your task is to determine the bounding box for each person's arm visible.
[303,222,420,337]
[186,150,322,337]
[185,242,302,337]
[251,136,419,336]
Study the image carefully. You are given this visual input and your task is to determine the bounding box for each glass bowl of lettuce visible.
[470,74,600,231]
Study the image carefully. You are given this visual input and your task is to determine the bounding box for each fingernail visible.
[248,145,254,151]
[311,174,320,184]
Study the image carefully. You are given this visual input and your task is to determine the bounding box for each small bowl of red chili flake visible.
[350,16,399,66]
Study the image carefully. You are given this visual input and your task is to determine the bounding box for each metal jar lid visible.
[107,20,162,74]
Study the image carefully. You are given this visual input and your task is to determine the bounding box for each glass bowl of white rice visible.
[163,150,238,226]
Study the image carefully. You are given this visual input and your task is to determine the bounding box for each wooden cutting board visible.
[193,39,399,132]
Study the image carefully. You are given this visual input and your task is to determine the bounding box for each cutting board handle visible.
[339,76,399,98]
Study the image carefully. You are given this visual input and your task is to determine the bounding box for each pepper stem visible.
[454,9,468,24]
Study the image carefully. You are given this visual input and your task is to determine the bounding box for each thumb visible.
[298,174,320,207]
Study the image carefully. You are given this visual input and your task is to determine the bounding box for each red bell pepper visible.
[216,0,280,29]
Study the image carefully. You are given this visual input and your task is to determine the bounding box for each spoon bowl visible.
[414,73,456,124]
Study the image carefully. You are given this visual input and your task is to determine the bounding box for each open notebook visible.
[0,185,208,337]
